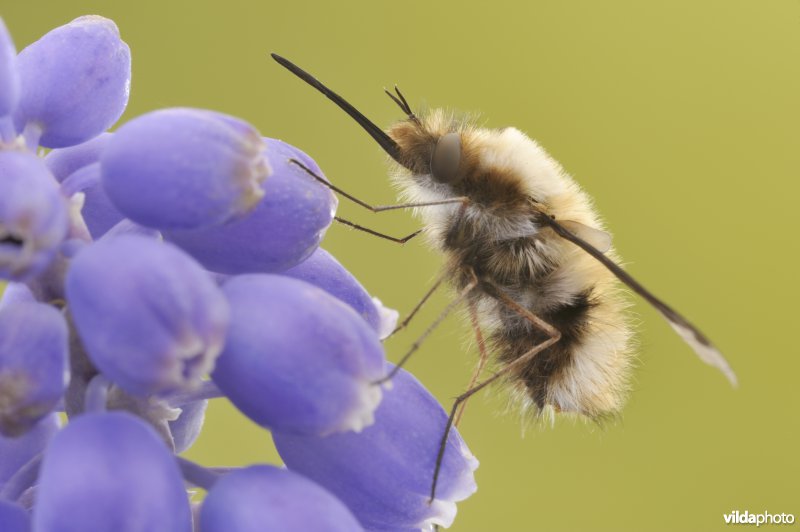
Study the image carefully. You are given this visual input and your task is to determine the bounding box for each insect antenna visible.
[271,53,410,168]
[384,85,421,125]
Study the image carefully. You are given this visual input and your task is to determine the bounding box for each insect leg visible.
[374,277,478,385]
[289,158,468,212]
[388,273,446,338]
[453,300,489,427]
[333,216,421,244]
[429,284,561,503]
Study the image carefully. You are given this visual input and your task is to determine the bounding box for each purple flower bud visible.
[0,301,68,436]
[164,139,336,274]
[82,180,125,239]
[0,18,19,134]
[62,162,125,239]
[200,465,363,532]
[65,234,229,396]
[0,151,68,281]
[0,282,36,311]
[0,500,28,532]
[283,247,388,337]
[45,132,111,182]
[33,412,192,532]
[270,137,322,175]
[273,367,479,530]
[212,275,385,436]
[100,219,160,241]
[13,16,131,148]
[101,108,269,230]
[0,413,59,488]
[169,399,207,454]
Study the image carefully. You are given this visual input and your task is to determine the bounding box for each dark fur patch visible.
[448,235,555,287]
[455,166,527,212]
[443,205,555,287]
[388,113,528,209]
[494,289,596,409]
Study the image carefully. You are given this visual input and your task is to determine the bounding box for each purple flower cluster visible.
[0,15,477,531]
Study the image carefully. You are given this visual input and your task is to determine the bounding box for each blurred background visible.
[3,1,798,530]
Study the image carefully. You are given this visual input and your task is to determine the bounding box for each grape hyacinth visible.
[0,302,68,436]
[200,465,363,532]
[0,14,478,532]
[212,274,385,436]
[13,16,130,149]
[163,138,337,274]
[274,366,479,531]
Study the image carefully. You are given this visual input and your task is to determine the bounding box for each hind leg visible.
[429,281,561,502]
[453,299,490,427]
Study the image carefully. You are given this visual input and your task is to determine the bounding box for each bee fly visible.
[271,53,736,500]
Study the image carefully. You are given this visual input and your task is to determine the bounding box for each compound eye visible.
[431,132,462,184]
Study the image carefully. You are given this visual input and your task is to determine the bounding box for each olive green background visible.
[3,1,798,530]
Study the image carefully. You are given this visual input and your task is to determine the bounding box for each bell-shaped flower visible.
[164,139,336,274]
[0,151,68,281]
[0,500,28,532]
[273,366,479,531]
[0,18,19,139]
[45,133,124,237]
[283,247,397,338]
[64,163,124,239]
[45,132,111,183]
[0,301,68,436]
[65,234,229,396]
[200,465,363,532]
[0,282,36,311]
[169,399,207,454]
[0,413,59,489]
[33,412,192,532]
[101,108,269,230]
[212,274,384,436]
[13,16,130,148]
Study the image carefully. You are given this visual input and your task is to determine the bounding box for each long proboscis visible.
[540,215,738,387]
[271,53,407,168]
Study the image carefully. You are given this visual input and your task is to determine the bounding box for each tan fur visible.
[273,52,732,422]
[389,110,634,419]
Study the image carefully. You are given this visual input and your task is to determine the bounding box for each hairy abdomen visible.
[445,218,633,420]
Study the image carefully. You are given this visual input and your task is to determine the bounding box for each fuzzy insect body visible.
[271,54,735,426]
[389,111,631,418]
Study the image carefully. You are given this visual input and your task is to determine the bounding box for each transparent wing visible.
[542,214,737,387]
[558,220,612,254]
